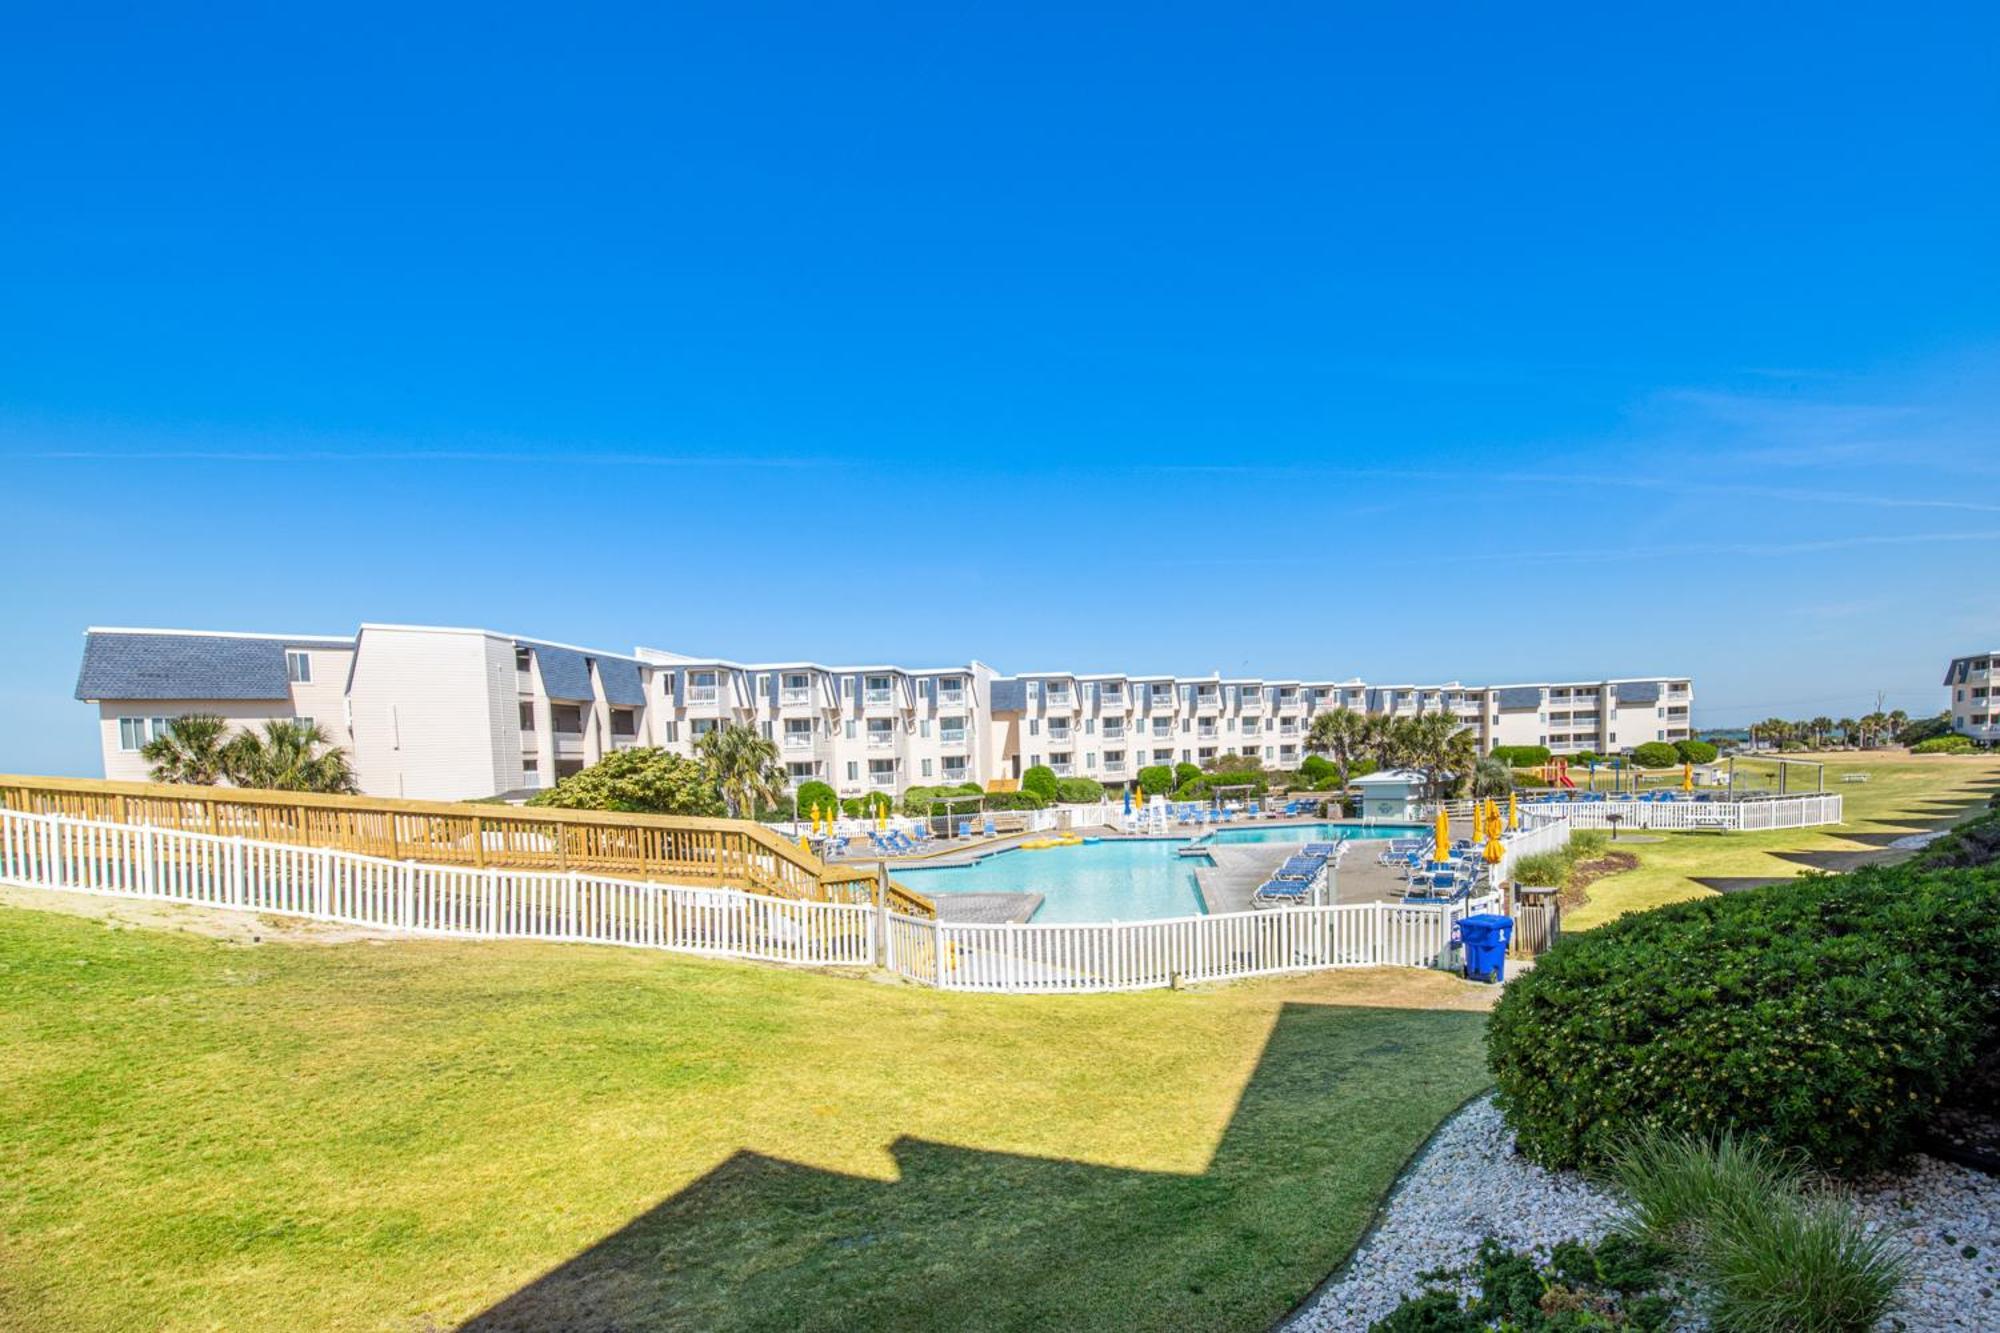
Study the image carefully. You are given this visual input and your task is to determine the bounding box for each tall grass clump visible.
[1607,1131,1908,1333]
[1610,1131,1801,1251]
[1511,829,1609,891]
[1702,1194,1908,1333]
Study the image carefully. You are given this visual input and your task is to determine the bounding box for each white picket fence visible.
[883,894,1502,993]
[1515,794,1843,832]
[0,806,1529,993]
[0,807,874,967]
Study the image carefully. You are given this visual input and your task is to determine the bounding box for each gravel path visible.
[1285,1095,2000,1332]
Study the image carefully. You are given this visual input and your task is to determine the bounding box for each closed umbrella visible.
[1122,787,1134,815]
[1682,763,1695,794]
[1433,806,1451,858]
[1507,790,1518,831]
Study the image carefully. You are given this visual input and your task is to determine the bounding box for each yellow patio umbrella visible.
[1433,806,1451,859]
[875,801,887,832]
[1682,762,1695,794]
[1507,790,1519,831]
[1483,822,1505,865]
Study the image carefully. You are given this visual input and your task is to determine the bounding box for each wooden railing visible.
[0,775,935,918]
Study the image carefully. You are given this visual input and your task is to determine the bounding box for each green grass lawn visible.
[1565,751,2000,929]
[0,899,1495,1332]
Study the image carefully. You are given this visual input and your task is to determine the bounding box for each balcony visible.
[939,729,968,747]
[1050,763,1074,777]
[868,772,898,790]
[1239,695,1263,714]
[1102,759,1125,774]
[1194,692,1222,713]
[1044,691,1075,711]
[938,691,966,709]
[780,688,813,708]
[1196,725,1219,741]
[1048,728,1073,744]
[863,689,894,708]
[783,733,815,751]
[866,733,896,750]
[1102,725,1125,742]
[685,688,720,707]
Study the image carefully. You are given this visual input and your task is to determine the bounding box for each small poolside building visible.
[1352,768,1427,820]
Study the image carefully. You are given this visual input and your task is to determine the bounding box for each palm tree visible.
[696,722,785,819]
[1304,708,1371,790]
[1809,716,1834,750]
[138,714,233,785]
[1836,718,1857,750]
[1393,714,1479,799]
[223,719,359,793]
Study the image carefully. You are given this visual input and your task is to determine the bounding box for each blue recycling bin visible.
[1458,913,1514,984]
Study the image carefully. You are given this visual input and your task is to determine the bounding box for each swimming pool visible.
[1209,821,1428,846]
[896,824,1427,923]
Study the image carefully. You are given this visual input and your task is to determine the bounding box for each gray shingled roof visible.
[75,632,321,701]
[596,656,646,707]
[1613,680,1662,705]
[1494,686,1543,711]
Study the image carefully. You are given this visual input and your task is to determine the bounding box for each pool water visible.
[1209,821,1428,846]
[896,824,1427,924]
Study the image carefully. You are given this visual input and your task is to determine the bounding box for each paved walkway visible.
[929,892,1044,924]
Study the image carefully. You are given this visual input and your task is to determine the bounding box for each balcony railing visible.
[783,734,814,750]
[940,730,968,747]
[863,689,894,707]
[780,689,813,707]
[867,734,896,750]
[686,687,719,706]
[868,771,898,789]
[938,692,966,708]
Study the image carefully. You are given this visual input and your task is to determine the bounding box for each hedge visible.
[1136,764,1174,795]
[1054,776,1105,804]
[1912,735,1976,755]
[1021,765,1059,800]
[1488,860,2000,1174]
[1629,741,1680,769]
[1673,739,1719,765]
[795,780,839,817]
[1489,745,1552,767]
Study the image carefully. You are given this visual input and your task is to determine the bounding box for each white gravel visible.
[1285,1095,2000,1332]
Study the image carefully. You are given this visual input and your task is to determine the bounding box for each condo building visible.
[75,624,1694,802]
[1945,651,1999,744]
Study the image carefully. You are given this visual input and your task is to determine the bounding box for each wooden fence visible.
[0,773,934,917]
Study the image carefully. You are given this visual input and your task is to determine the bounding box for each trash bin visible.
[1457,913,1514,984]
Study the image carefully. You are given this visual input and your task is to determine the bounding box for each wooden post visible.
[874,859,890,968]
[471,815,487,868]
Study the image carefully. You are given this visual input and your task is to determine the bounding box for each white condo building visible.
[75,624,1695,801]
[1945,650,2000,744]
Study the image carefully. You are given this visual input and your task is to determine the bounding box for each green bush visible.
[1489,861,2000,1173]
[1021,764,1059,800]
[839,792,894,818]
[900,782,986,816]
[1136,764,1174,795]
[1054,777,1104,804]
[1488,744,1552,767]
[1912,735,1976,755]
[795,779,839,817]
[1509,829,1608,890]
[979,789,1048,811]
[1297,754,1336,784]
[1173,762,1201,788]
[1369,1235,1676,1332]
[1628,741,1680,769]
[1572,750,1602,766]
[527,748,722,816]
[1673,739,1719,765]
[1897,712,1953,746]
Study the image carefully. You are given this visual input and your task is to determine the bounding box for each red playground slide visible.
[1547,758,1577,790]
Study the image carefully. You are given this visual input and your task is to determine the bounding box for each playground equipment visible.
[1538,758,1578,790]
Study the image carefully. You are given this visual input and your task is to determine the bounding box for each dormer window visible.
[286,650,312,684]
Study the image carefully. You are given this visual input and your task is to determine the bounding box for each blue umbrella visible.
[1122,787,1134,815]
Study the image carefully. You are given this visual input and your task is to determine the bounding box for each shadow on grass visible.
[461,1001,1487,1333]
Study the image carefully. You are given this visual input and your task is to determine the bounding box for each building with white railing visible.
[76,624,1694,802]
[1945,650,2000,745]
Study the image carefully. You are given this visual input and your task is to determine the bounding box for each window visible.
[1029,718,1040,736]
[286,650,312,683]
[941,716,967,744]
[846,761,859,780]
[864,674,893,705]
[118,717,148,751]
[921,758,933,778]
[760,720,773,739]
[689,671,719,704]
[295,716,315,732]
[521,758,540,787]
[784,718,813,748]
[691,717,718,738]
[787,761,817,779]
[919,719,930,738]
[515,647,533,672]
[661,721,679,742]
[844,720,856,739]
[868,759,896,786]
[553,705,584,734]
[519,702,536,731]
[1084,718,1095,735]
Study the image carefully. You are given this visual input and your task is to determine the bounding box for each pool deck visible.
[929,892,1045,925]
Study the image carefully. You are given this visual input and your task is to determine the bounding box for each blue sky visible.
[3,4,1997,775]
